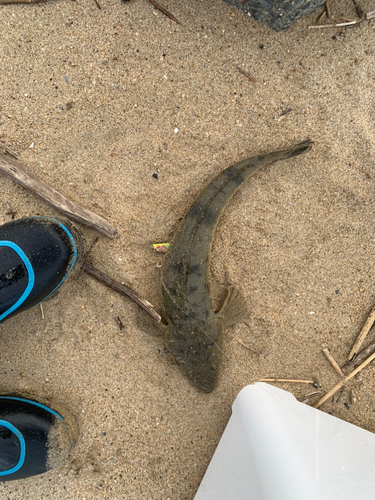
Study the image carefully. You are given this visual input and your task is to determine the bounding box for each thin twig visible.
[0,153,116,238]
[316,9,326,23]
[93,0,102,9]
[116,316,124,330]
[322,348,344,376]
[0,0,43,3]
[348,304,375,360]
[227,333,259,354]
[342,338,375,374]
[279,108,292,117]
[336,386,345,402]
[148,0,182,25]
[83,263,162,323]
[76,237,99,281]
[258,378,317,385]
[300,390,322,404]
[304,390,322,398]
[236,66,256,83]
[367,10,375,19]
[40,303,44,320]
[4,202,17,219]
[313,351,375,408]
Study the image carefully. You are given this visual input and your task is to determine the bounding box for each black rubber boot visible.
[0,217,82,322]
[0,396,78,481]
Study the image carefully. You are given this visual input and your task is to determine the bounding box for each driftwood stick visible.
[342,338,375,374]
[322,348,344,376]
[0,153,116,238]
[84,263,162,323]
[258,378,316,385]
[313,351,375,408]
[348,304,375,360]
[0,142,18,158]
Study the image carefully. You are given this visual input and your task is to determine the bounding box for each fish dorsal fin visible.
[217,286,248,327]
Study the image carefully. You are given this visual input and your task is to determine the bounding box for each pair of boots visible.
[0,216,81,481]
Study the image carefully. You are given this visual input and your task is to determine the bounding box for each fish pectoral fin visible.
[217,286,248,327]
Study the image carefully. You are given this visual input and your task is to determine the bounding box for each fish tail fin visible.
[283,139,313,159]
[255,139,313,166]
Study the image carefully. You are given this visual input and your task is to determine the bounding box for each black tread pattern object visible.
[0,396,78,481]
[0,217,82,323]
[224,0,326,30]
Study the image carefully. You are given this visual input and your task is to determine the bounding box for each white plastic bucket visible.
[194,383,375,500]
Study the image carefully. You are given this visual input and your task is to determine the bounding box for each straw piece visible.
[316,9,326,23]
[258,378,316,385]
[40,303,44,320]
[313,351,375,408]
[323,348,344,376]
[325,0,331,18]
[309,20,358,28]
[348,304,375,360]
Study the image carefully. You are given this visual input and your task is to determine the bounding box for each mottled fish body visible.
[162,140,312,392]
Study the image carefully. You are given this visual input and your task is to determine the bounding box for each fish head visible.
[165,313,223,393]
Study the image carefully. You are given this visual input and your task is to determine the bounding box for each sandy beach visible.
[1,0,375,497]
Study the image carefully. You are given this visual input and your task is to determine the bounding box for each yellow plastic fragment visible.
[153,243,170,254]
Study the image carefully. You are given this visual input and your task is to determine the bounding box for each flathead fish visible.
[162,140,312,392]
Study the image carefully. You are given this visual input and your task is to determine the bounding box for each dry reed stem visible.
[313,351,375,408]
[348,304,375,360]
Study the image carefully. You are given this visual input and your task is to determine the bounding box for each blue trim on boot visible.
[0,421,26,476]
[0,397,63,420]
[0,216,80,322]
[0,396,76,481]
[0,242,35,322]
[34,218,78,304]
